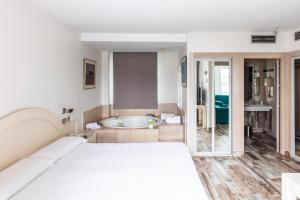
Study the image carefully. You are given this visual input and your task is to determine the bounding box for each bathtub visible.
[102,116,161,129]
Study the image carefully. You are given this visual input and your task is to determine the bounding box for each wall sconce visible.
[264,76,274,97]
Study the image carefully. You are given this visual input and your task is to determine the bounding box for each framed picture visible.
[181,56,187,88]
[83,58,96,89]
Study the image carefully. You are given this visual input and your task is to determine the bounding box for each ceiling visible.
[28,0,300,33]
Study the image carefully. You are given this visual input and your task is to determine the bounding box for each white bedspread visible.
[10,143,208,200]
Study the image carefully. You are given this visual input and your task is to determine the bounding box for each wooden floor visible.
[193,133,300,200]
[197,124,229,152]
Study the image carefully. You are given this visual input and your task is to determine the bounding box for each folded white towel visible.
[161,113,175,120]
[86,123,101,129]
[165,116,181,124]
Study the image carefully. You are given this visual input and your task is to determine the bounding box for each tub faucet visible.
[114,113,118,119]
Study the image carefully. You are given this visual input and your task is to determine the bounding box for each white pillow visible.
[30,136,86,161]
[0,157,54,200]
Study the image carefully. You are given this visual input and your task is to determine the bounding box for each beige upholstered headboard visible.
[0,108,66,171]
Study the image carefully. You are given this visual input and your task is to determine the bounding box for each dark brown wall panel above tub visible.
[113,52,158,109]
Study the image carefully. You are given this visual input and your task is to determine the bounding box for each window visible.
[220,68,229,95]
[113,52,158,109]
[214,66,230,95]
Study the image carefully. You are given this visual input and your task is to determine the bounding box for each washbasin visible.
[244,104,272,112]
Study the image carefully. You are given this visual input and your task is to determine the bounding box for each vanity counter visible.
[244,104,272,112]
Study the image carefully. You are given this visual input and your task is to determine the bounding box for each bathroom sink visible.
[244,104,272,112]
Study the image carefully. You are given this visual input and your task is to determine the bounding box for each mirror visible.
[196,60,213,152]
[196,59,231,154]
[214,62,230,152]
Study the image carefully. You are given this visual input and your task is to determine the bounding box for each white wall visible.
[287,29,300,51]
[101,51,110,105]
[187,32,289,53]
[0,0,101,129]
[157,52,179,103]
[81,33,186,43]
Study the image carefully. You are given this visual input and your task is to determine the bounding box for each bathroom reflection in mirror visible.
[253,71,260,97]
[264,76,274,98]
[244,59,280,153]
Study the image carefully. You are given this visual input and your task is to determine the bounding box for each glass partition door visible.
[195,58,231,155]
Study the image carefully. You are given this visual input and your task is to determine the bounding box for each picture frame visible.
[181,56,187,88]
[83,58,96,90]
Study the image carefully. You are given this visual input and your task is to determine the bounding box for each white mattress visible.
[10,143,208,200]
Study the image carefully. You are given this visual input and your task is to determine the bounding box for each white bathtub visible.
[102,116,161,129]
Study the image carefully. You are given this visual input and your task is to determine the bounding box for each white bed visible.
[0,109,208,200]
[9,142,208,200]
